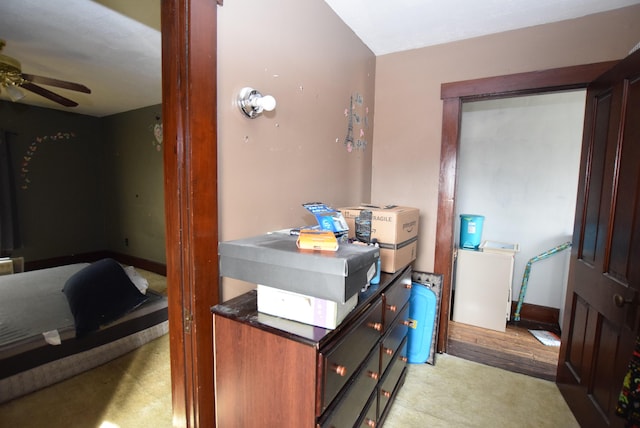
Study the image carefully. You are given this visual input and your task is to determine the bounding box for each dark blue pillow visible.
[63,258,149,337]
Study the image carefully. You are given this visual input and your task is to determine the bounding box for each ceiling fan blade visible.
[21,73,91,94]
[20,82,79,107]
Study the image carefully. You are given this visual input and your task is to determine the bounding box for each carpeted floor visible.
[0,334,172,427]
[385,354,579,427]
[0,333,578,428]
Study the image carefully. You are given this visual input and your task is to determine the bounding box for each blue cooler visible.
[459,214,484,249]
[407,282,437,364]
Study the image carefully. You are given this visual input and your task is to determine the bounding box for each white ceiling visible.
[1,0,639,117]
[0,0,161,117]
[324,0,640,56]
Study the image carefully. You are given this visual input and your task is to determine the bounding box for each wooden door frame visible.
[434,61,618,353]
[161,0,221,426]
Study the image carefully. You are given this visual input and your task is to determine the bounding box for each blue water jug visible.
[407,282,437,364]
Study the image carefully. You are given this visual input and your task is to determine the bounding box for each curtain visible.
[0,129,20,256]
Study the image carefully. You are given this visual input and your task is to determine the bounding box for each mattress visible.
[0,263,89,358]
[0,262,168,403]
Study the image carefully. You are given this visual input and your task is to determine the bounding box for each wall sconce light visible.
[237,87,276,119]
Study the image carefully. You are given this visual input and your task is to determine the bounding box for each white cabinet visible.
[452,248,515,332]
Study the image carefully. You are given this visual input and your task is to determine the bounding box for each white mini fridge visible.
[452,245,516,332]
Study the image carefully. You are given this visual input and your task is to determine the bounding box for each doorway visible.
[446,91,585,379]
[433,61,618,356]
[456,91,584,314]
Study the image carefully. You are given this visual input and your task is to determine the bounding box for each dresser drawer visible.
[321,347,380,428]
[356,391,378,428]
[382,269,412,330]
[379,339,408,419]
[321,299,383,412]
[380,303,409,376]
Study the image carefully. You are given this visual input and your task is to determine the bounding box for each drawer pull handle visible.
[404,283,412,290]
[386,304,397,312]
[382,389,391,398]
[384,347,394,356]
[367,371,379,381]
[402,319,412,327]
[401,356,408,363]
[368,322,383,332]
[364,418,376,427]
[331,364,347,377]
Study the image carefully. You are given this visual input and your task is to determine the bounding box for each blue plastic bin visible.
[407,282,437,364]
[459,214,484,249]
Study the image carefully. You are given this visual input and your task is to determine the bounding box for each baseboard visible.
[23,251,166,275]
[510,301,559,326]
[106,252,166,275]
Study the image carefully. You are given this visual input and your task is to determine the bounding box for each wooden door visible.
[557,49,640,427]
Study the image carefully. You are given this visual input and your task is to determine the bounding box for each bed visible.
[0,258,168,403]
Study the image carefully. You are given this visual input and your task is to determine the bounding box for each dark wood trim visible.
[162,0,219,427]
[510,301,560,326]
[441,61,618,100]
[435,60,620,354]
[23,251,166,275]
[107,253,166,275]
[434,97,461,354]
[23,252,107,271]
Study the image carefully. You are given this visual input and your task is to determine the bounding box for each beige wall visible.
[372,5,640,273]
[217,0,376,299]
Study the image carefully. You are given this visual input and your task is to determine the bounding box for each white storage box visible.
[480,240,520,254]
[257,284,358,329]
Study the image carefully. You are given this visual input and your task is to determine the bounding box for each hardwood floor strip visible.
[448,340,557,381]
[447,321,559,381]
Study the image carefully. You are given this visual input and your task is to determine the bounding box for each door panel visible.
[581,90,611,264]
[610,77,640,284]
[566,295,588,382]
[558,50,640,427]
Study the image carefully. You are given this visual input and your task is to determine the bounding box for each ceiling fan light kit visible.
[0,39,91,108]
[0,52,25,98]
[4,83,25,102]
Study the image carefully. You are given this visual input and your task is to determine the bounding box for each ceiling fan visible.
[0,39,91,107]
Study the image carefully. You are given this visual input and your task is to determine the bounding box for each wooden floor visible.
[446,320,560,381]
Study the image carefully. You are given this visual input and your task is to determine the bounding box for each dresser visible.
[212,265,412,428]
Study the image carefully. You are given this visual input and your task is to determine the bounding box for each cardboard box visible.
[219,232,379,303]
[257,284,358,329]
[339,204,419,273]
[379,240,418,273]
